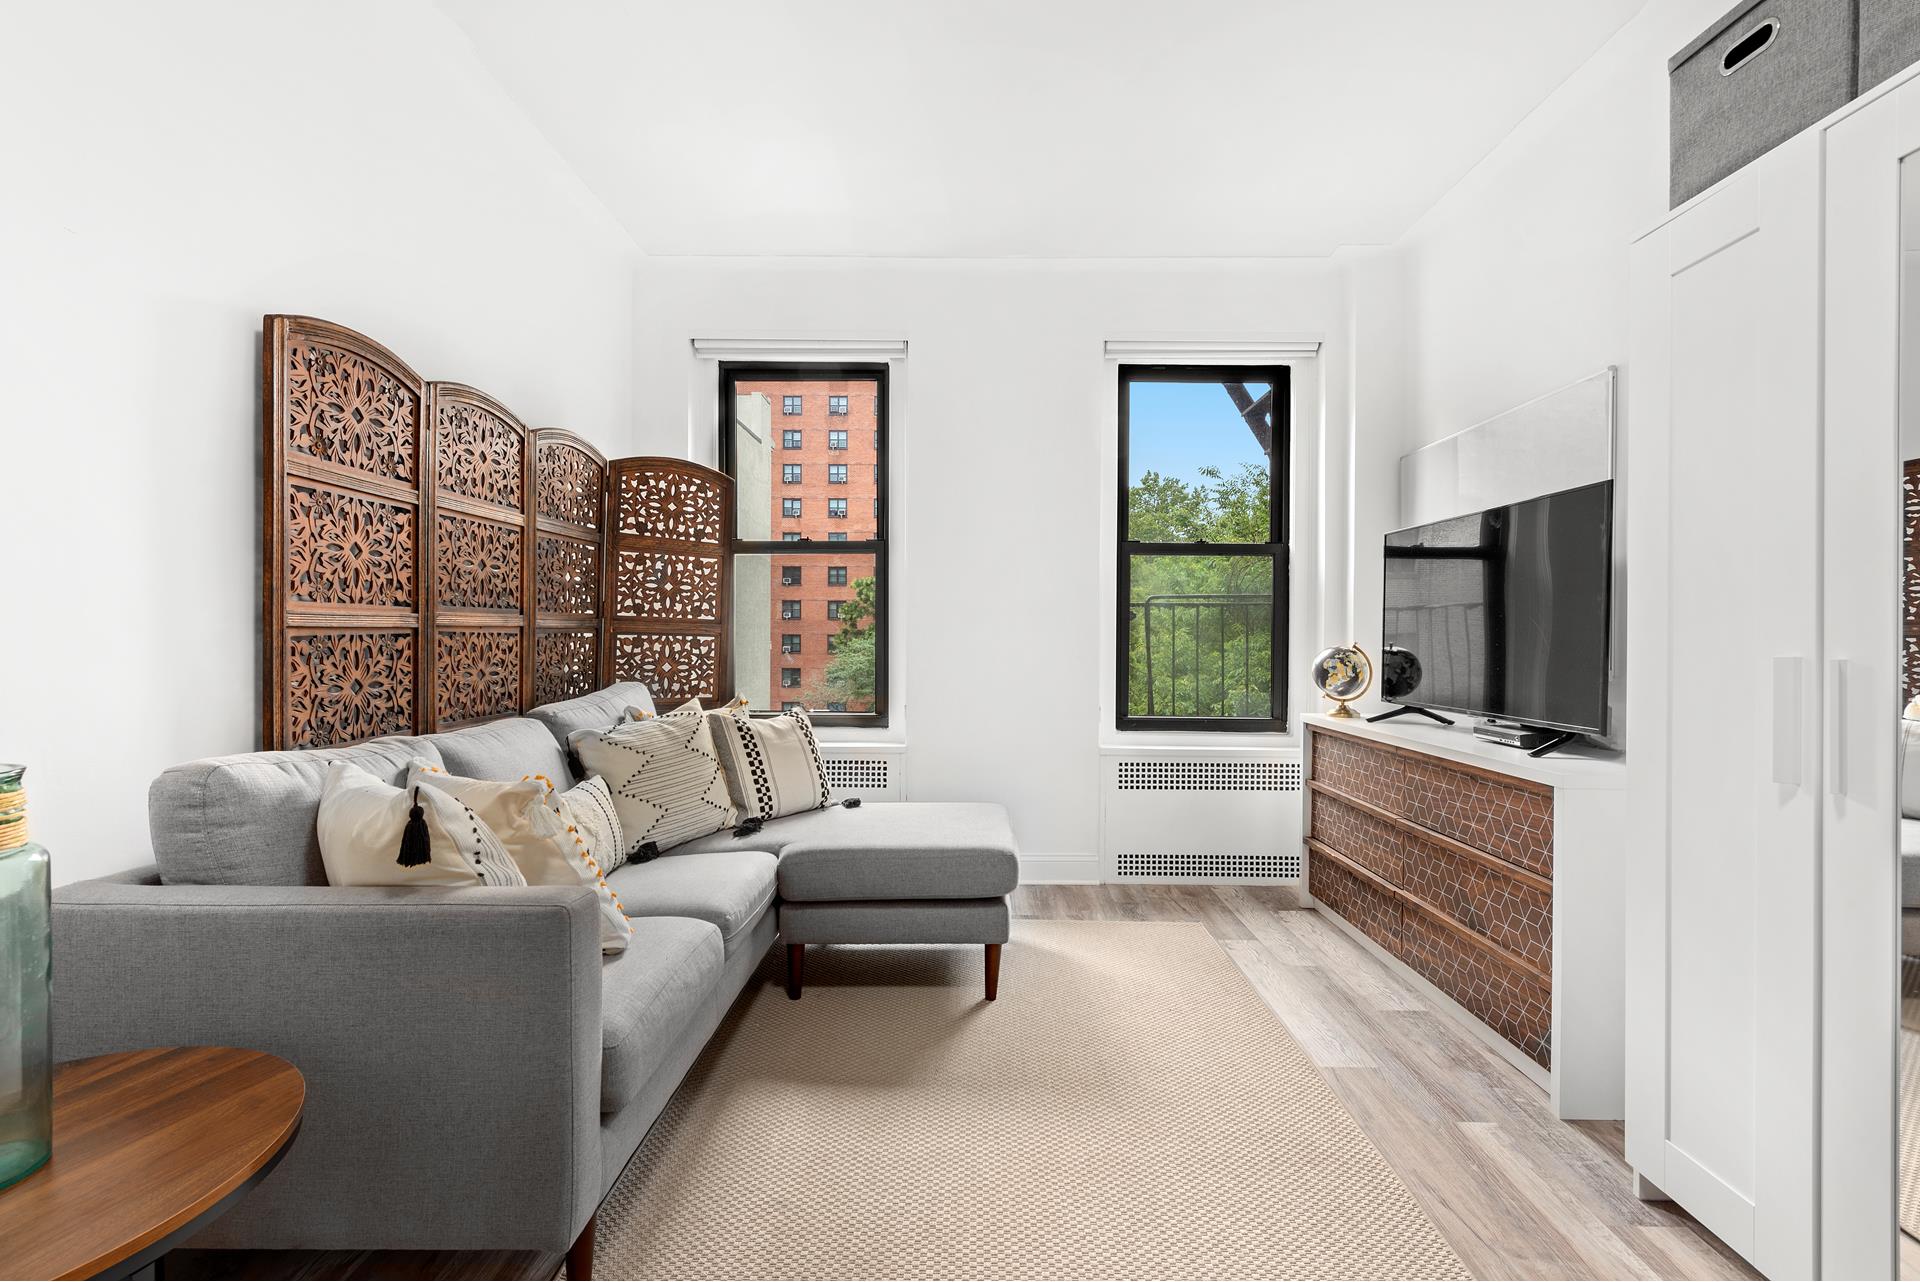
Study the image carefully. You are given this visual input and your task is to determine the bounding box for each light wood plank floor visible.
[174,885,1757,1281]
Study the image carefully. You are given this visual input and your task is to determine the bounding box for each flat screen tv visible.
[1381,480,1613,735]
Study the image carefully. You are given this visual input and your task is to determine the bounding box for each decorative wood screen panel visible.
[265,316,732,748]
[428,384,532,730]
[264,317,430,749]
[608,458,734,706]
[531,429,610,707]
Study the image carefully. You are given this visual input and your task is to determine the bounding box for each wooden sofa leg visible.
[985,943,1001,1001]
[567,1212,596,1280]
[786,943,804,999]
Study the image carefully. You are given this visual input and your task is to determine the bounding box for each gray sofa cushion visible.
[607,850,777,958]
[526,682,656,751]
[672,802,1019,902]
[600,915,721,1112]
[423,717,574,790]
[150,736,444,886]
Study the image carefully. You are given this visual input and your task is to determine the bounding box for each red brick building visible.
[737,378,879,712]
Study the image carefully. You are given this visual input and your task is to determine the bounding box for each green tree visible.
[814,577,878,709]
[1126,462,1274,718]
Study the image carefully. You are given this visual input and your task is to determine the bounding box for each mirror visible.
[1897,154,1920,1274]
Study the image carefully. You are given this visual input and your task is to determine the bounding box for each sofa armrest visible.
[52,879,603,1253]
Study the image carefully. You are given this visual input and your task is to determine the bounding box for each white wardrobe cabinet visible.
[1627,66,1911,1282]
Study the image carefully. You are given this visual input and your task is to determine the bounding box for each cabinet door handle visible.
[1827,658,1848,797]
[1773,656,1803,787]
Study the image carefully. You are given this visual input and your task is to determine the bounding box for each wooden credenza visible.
[1302,714,1625,1118]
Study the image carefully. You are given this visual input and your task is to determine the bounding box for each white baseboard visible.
[1018,853,1100,885]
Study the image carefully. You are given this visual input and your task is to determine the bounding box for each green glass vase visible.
[0,765,51,1190]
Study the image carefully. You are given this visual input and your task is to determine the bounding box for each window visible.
[782,701,802,713]
[782,668,801,688]
[723,364,889,726]
[1118,365,1288,732]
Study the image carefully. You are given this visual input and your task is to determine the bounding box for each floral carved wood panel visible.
[1905,458,1920,703]
[436,399,524,510]
[537,439,605,532]
[616,466,726,545]
[286,632,416,748]
[286,485,417,607]
[612,633,719,704]
[536,534,601,617]
[534,630,601,707]
[613,550,722,621]
[436,630,522,725]
[284,341,419,482]
[435,512,523,611]
[268,318,431,748]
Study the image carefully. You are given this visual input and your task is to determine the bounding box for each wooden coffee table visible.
[0,1046,304,1280]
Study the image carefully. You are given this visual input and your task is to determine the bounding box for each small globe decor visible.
[1311,644,1373,719]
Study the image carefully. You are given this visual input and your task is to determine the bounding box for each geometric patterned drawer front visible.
[1311,729,1553,877]
[1400,903,1551,1067]
[1310,788,1551,974]
[1307,725,1554,1069]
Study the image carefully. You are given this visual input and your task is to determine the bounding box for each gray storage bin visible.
[1670,0,1857,207]
[1860,0,1920,93]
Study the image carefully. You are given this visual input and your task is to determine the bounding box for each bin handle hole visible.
[1721,19,1780,76]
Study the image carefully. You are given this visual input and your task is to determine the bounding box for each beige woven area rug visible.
[594,919,1466,1280]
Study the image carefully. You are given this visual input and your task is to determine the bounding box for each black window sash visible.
[1116,364,1289,733]
[720,361,890,729]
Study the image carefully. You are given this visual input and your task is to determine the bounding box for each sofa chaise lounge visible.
[50,683,1018,1277]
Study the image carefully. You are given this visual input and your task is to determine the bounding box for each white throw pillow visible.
[407,761,632,953]
[317,761,527,888]
[560,773,628,877]
[1902,717,1920,820]
[709,703,831,822]
[571,698,738,856]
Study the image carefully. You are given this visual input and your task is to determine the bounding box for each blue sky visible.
[1128,380,1271,488]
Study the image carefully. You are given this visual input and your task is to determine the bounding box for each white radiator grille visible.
[1115,760,1302,792]
[1115,850,1304,880]
[823,757,889,791]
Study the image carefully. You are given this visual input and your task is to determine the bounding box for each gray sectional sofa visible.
[50,683,1018,1275]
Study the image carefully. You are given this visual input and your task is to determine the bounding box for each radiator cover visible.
[1100,751,1304,884]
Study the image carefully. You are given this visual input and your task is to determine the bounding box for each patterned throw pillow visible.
[560,773,627,876]
[709,703,831,822]
[408,762,633,954]
[317,761,526,889]
[571,699,738,856]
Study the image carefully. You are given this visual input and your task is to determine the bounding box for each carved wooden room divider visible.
[263,315,735,749]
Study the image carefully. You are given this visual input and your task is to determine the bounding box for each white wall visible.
[1392,0,1735,449]
[633,257,1358,873]
[0,1,640,883]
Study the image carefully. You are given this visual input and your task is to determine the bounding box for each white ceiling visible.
[440,0,1644,259]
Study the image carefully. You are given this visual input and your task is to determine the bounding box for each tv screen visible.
[1381,480,1613,734]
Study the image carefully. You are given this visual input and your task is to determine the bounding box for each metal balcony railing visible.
[1131,593,1273,718]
